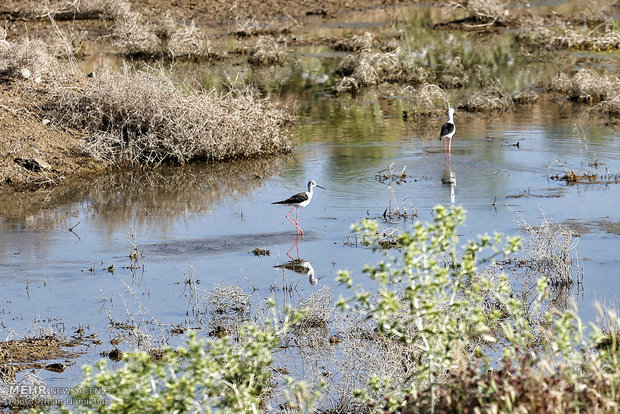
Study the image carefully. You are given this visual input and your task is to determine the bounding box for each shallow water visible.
[1,3,620,391]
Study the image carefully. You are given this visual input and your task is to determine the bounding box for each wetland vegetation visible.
[0,0,619,411]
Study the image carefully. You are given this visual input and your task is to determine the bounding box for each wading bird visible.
[272,180,324,236]
[439,107,456,155]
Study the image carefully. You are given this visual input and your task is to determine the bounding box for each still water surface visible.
[1,5,620,388]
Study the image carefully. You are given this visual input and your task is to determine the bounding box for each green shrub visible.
[337,205,620,412]
[30,308,320,413]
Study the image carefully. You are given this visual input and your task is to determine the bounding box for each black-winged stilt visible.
[439,107,456,155]
[272,180,324,236]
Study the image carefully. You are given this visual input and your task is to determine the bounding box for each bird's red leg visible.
[285,207,303,235]
[296,208,304,236]
[285,207,297,229]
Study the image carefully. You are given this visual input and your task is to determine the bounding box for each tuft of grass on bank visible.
[460,79,513,112]
[0,38,60,81]
[549,69,620,123]
[50,66,292,166]
[518,17,620,52]
[248,36,289,66]
[16,0,128,20]
[332,49,428,95]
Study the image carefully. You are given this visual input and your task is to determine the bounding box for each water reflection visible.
[441,153,456,204]
[0,156,287,230]
[275,235,318,286]
[0,156,287,264]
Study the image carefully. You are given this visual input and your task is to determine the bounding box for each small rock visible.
[20,68,31,79]
[42,119,51,126]
[14,157,52,172]
[45,362,66,373]
[109,349,123,361]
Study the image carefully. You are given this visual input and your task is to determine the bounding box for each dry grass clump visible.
[518,18,620,52]
[518,216,579,288]
[232,19,294,38]
[205,285,251,337]
[549,70,620,122]
[108,5,218,60]
[451,0,510,26]
[399,353,620,413]
[437,56,468,89]
[112,9,160,56]
[17,0,128,20]
[401,83,450,117]
[50,66,292,166]
[0,38,60,81]
[333,32,374,52]
[549,70,620,103]
[460,80,513,112]
[513,91,538,104]
[332,49,428,94]
[248,36,289,66]
[592,94,620,124]
[168,22,219,60]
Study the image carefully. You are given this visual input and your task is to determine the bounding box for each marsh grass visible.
[333,49,428,94]
[248,36,289,66]
[231,17,295,38]
[50,66,292,165]
[518,17,620,52]
[167,22,219,60]
[437,55,468,89]
[549,70,620,122]
[401,83,450,117]
[333,32,374,52]
[112,9,160,56]
[460,79,513,112]
[17,0,128,20]
[449,0,510,26]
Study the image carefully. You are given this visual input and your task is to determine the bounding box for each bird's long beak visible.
[316,185,326,190]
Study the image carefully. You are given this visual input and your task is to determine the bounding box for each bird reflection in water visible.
[274,234,318,285]
[441,151,456,204]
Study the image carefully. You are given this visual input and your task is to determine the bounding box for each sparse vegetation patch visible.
[49,66,292,166]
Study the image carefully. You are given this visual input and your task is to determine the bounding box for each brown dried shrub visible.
[549,70,620,103]
[398,353,620,413]
[50,66,292,166]
[333,49,428,94]
[333,32,374,52]
[248,36,288,66]
[0,38,60,80]
[401,83,450,117]
[460,79,513,112]
[17,0,128,20]
[518,18,620,52]
[168,22,219,60]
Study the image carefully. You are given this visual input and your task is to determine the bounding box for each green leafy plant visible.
[337,205,522,407]
[31,305,320,413]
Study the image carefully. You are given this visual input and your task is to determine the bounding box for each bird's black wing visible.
[272,192,309,205]
[438,122,455,139]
